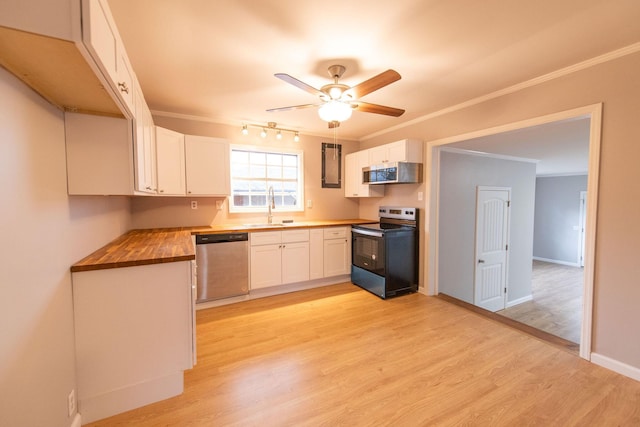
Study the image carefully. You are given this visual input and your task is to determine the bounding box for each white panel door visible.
[474,187,510,312]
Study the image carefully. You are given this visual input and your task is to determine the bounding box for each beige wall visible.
[132,117,362,228]
[0,68,132,426]
[361,52,640,371]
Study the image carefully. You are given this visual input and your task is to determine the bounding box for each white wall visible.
[0,68,132,426]
[437,151,536,304]
[533,175,588,265]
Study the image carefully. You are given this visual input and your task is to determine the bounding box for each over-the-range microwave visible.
[362,162,423,184]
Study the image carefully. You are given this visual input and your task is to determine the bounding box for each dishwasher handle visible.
[196,233,249,244]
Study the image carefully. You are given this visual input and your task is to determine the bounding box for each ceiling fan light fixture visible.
[318,100,352,123]
[328,86,343,99]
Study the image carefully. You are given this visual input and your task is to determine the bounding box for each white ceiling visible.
[447,117,591,176]
[107,0,640,140]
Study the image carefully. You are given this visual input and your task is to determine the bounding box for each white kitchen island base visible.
[72,261,195,424]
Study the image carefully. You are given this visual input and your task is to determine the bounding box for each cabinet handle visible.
[145,186,152,190]
[117,81,129,94]
[188,191,192,194]
[159,189,164,193]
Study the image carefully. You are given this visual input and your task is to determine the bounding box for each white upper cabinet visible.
[133,87,156,194]
[345,150,384,198]
[184,135,230,196]
[0,0,138,117]
[155,127,186,196]
[81,0,135,116]
[368,139,423,164]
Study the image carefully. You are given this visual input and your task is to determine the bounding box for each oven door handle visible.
[352,228,384,238]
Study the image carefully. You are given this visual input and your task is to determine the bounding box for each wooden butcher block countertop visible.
[71,219,376,273]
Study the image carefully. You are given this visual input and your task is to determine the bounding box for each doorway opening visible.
[425,104,602,360]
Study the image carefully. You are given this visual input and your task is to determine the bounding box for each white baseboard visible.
[70,413,82,427]
[196,275,351,310]
[533,256,581,267]
[591,352,640,382]
[506,294,533,308]
[79,372,184,424]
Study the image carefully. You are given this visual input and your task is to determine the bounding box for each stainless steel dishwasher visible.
[195,233,249,303]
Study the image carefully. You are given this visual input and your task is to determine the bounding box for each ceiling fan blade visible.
[346,69,401,99]
[275,73,324,97]
[328,121,340,129]
[266,103,320,112]
[353,102,405,117]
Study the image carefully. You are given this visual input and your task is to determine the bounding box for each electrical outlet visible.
[67,389,76,417]
[418,191,424,201]
[191,201,198,210]
[306,199,313,208]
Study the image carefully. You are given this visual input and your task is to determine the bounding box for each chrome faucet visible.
[267,186,275,224]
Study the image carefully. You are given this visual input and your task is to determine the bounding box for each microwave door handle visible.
[353,228,384,238]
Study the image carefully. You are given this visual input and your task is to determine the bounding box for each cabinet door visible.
[250,244,282,289]
[368,145,389,164]
[386,140,407,162]
[309,229,324,280]
[133,87,156,194]
[115,47,134,114]
[156,127,186,195]
[185,135,230,196]
[344,152,359,197]
[83,0,117,82]
[282,241,310,284]
[345,150,384,198]
[324,238,351,277]
[82,0,134,116]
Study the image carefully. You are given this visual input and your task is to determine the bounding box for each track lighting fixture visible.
[240,122,301,142]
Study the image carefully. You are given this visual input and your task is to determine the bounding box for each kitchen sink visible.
[243,223,286,228]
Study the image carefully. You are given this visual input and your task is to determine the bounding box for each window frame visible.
[229,144,305,214]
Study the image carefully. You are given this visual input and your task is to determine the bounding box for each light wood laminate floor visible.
[86,283,640,426]
[498,260,583,344]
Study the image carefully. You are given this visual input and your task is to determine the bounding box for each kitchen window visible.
[229,145,304,213]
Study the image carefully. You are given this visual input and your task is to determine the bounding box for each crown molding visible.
[362,42,640,141]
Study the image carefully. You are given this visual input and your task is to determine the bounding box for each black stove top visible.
[353,222,413,232]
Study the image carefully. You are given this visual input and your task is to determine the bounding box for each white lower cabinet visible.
[250,227,351,291]
[250,230,310,289]
[323,227,352,276]
[72,261,195,424]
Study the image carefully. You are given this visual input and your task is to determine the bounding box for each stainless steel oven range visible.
[351,206,418,299]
